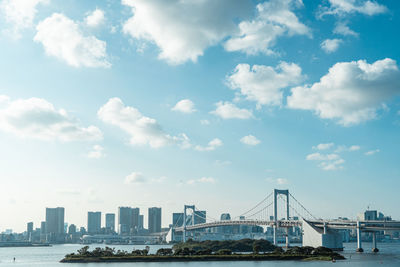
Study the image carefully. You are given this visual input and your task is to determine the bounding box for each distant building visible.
[118,207,133,235]
[45,207,65,242]
[87,212,101,234]
[138,215,144,230]
[105,213,115,232]
[68,224,77,234]
[27,222,33,234]
[132,208,140,232]
[148,207,162,233]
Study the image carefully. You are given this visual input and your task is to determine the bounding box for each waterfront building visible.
[138,215,144,230]
[45,207,65,242]
[87,211,101,234]
[148,207,161,233]
[118,207,133,235]
[105,213,115,232]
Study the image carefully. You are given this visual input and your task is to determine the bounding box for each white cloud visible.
[214,160,232,166]
[227,62,303,107]
[200,119,210,125]
[195,138,223,152]
[334,21,359,37]
[240,135,261,146]
[267,177,289,185]
[225,0,311,55]
[87,145,105,159]
[313,143,334,150]
[34,13,110,68]
[85,8,105,27]
[125,172,145,184]
[365,149,380,156]
[98,97,176,148]
[306,152,341,161]
[0,0,48,38]
[187,177,216,185]
[320,0,387,17]
[318,159,345,171]
[306,152,345,171]
[287,58,400,126]
[335,145,361,152]
[321,38,343,53]
[0,96,102,142]
[122,0,251,65]
[172,99,196,114]
[211,101,253,119]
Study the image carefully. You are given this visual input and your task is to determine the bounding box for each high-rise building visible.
[105,213,115,231]
[45,207,65,242]
[87,211,101,234]
[46,207,64,234]
[148,207,161,233]
[68,224,77,234]
[138,215,144,230]
[118,207,133,235]
[27,222,33,234]
[132,208,140,231]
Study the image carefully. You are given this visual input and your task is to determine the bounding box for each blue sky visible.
[0,0,399,232]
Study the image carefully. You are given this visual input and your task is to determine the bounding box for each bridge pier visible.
[372,232,379,252]
[273,225,277,245]
[356,221,363,252]
[285,228,290,248]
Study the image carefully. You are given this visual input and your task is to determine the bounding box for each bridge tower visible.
[273,189,290,246]
[183,205,195,242]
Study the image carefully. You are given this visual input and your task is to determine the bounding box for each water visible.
[0,242,399,266]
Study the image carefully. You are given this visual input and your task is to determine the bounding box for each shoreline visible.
[61,254,344,263]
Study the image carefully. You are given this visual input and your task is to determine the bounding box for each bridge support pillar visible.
[356,221,363,252]
[372,232,379,253]
[273,225,277,245]
[285,228,290,248]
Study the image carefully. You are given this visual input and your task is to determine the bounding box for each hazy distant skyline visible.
[0,0,400,232]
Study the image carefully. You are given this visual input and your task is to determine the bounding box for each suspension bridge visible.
[170,189,400,252]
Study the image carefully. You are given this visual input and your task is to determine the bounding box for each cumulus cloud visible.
[87,145,105,159]
[187,177,216,185]
[334,21,359,37]
[287,58,400,126]
[365,149,380,156]
[195,138,223,152]
[34,13,110,68]
[98,97,177,148]
[228,62,303,107]
[335,145,361,152]
[0,0,48,38]
[122,0,251,64]
[125,172,145,184]
[240,135,261,146]
[0,96,102,141]
[85,8,105,27]
[320,0,387,17]
[306,152,344,171]
[225,0,311,55]
[172,99,196,114]
[321,38,343,53]
[200,119,210,125]
[211,101,253,119]
[313,143,335,150]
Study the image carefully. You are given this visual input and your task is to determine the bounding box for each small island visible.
[60,239,345,263]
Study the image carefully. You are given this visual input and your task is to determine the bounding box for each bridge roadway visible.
[174,219,400,232]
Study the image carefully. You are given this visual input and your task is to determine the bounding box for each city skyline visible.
[1,0,400,232]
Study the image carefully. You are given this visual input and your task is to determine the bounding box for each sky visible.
[0,0,399,232]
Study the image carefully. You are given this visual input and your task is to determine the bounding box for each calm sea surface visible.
[0,242,399,266]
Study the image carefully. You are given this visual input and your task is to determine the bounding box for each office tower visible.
[138,215,144,230]
[45,207,64,234]
[173,213,184,227]
[132,208,140,231]
[148,207,161,233]
[105,213,115,231]
[27,222,33,234]
[118,207,133,234]
[68,224,77,234]
[40,221,46,235]
[87,211,101,234]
